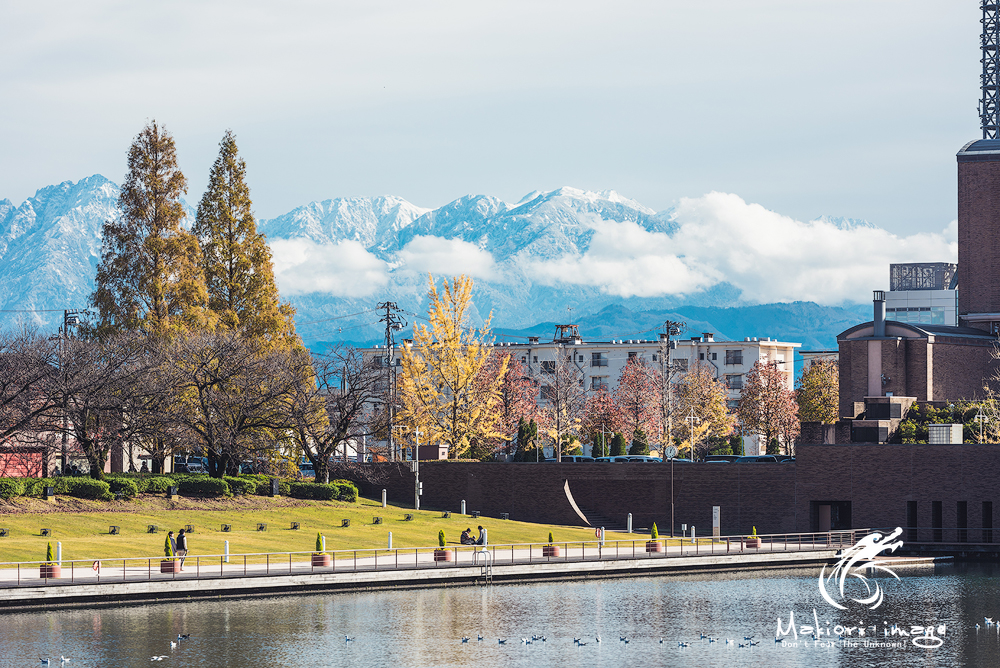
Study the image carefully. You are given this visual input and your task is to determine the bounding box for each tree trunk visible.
[152,454,165,474]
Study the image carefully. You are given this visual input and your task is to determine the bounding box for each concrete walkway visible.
[0,538,850,610]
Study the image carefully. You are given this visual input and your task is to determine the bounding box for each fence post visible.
[388,532,393,550]
[382,489,387,508]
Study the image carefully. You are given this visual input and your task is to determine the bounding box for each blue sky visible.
[0,1,980,235]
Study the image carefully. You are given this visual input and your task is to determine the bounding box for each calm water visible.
[2,563,1000,667]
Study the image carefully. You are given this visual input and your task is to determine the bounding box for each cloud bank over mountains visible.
[264,187,957,308]
[0,176,956,343]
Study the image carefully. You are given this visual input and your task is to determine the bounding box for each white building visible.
[365,325,800,457]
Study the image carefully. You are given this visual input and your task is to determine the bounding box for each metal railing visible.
[0,529,865,589]
[898,526,998,545]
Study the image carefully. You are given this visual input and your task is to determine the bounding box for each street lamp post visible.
[976,412,988,443]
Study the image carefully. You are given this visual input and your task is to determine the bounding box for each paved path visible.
[0,539,843,594]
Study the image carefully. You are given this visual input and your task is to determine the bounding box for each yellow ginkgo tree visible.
[398,275,509,459]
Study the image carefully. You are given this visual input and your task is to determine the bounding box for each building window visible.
[540,385,555,401]
[577,354,584,362]
[533,355,538,363]
[711,352,717,360]
[674,359,688,372]
[726,374,743,390]
[591,352,608,367]
[520,357,526,364]
[727,400,739,410]
[725,350,743,365]
[652,353,658,361]
[628,351,638,360]
[541,361,555,374]
[591,377,608,391]
[699,353,705,360]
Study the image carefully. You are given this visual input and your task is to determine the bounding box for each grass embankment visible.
[0,495,633,564]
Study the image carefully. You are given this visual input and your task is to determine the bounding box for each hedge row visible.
[288,480,358,502]
[1,473,356,502]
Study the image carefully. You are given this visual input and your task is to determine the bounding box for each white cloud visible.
[269,238,388,297]
[527,192,957,304]
[396,236,498,280]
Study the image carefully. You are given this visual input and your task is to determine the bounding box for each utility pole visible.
[58,310,83,474]
[658,320,684,453]
[377,302,406,462]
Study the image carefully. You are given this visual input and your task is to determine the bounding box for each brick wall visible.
[958,158,1000,319]
[360,445,1000,539]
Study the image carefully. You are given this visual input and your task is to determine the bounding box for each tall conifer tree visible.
[193,130,296,344]
[92,121,210,336]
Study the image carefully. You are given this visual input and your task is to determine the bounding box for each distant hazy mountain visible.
[0,175,871,349]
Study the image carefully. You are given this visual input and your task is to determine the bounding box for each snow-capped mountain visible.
[0,175,116,330]
[1,174,925,347]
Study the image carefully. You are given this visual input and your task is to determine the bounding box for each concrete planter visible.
[433,549,453,562]
[160,559,181,573]
[745,538,761,548]
[645,541,664,553]
[542,545,561,557]
[311,553,332,567]
[39,564,61,578]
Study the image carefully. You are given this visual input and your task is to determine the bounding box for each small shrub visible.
[62,478,113,501]
[289,482,338,500]
[164,535,173,558]
[106,477,139,499]
[651,523,658,540]
[176,477,230,497]
[548,531,554,545]
[315,532,324,553]
[224,476,259,496]
[438,530,446,547]
[0,478,26,499]
[144,477,174,493]
[25,478,56,497]
[279,480,291,496]
[46,542,54,563]
[332,481,359,502]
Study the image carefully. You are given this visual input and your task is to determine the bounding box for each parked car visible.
[734,455,781,463]
[541,456,595,462]
[623,456,663,463]
[704,455,740,463]
[185,461,205,473]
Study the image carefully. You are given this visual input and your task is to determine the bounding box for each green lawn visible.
[0,494,640,564]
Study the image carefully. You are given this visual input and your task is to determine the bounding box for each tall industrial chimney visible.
[873,290,886,338]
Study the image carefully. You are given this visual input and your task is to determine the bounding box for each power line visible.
[0,308,93,313]
[296,308,378,326]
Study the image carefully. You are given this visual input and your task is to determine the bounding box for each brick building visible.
[835,141,1000,440]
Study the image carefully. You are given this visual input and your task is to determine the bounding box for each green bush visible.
[164,535,174,558]
[438,530,446,547]
[651,523,658,539]
[0,478,25,499]
[316,532,324,552]
[25,478,57,496]
[176,476,230,497]
[61,478,113,501]
[548,531,554,545]
[610,433,627,457]
[144,477,175,493]
[289,482,338,500]
[106,477,139,499]
[224,476,259,496]
[332,480,359,502]
[46,542,54,562]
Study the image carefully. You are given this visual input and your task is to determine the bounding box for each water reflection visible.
[2,563,999,667]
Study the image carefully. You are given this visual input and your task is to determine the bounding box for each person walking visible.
[176,529,188,570]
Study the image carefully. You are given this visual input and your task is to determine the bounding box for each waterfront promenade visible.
[0,530,871,610]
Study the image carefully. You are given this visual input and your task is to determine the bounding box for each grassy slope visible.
[0,495,634,564]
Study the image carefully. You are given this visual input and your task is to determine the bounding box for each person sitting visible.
[476,525,486,546]
[460,528,475,545]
